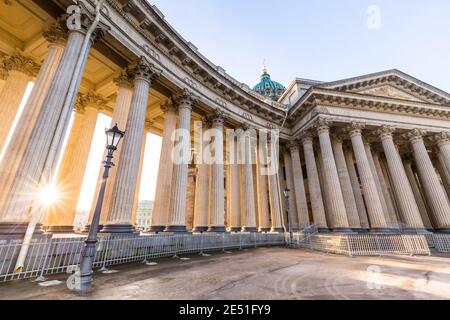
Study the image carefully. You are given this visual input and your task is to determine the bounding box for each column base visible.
[370,228,399,234]
[228,227,241,233]
[332,227,355,234]
[401,228,432,235]
[148,225,166,233]
[0,222,44,235]
[192,226,208,233]
[80,224,103,233]
[270,227,285,233]
[208,226,226,233]
[100,224,134,234]
[243,227,258,233]
[46,225,75,234]
[318,228,330,233]
[259,228,271,233]
[352,228,369,234]
[165,225,187,233]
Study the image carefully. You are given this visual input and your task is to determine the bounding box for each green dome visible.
[252,68,286,100]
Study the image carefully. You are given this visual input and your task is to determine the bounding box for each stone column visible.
[185,168,196,231]
[131,127,149,228]
[435,132,450,175]
[267,135,284,232]
[208,110,227,232]
[288,142,309,228]
[0,17,105,234]
[193,120,210,232]
[377,126,425,231]
[0,52,39,150]
[301,133,328,231]
[435,152,450,202]
[348,123,389,232]
[46,92,105,232]
[344,147,370,230]
[404,159,433,229]
[240,127,258,232]
[0,21,67,211]
[316,119,350,232]
[408,129,450,233]
[150,103,177,232]
[256,139,271,232]
[331,136,361,230]
[102,57,160,233]
[364,142,396,226]
[227,131,241,232]
[282,148,299,231]
[166,89,198,232]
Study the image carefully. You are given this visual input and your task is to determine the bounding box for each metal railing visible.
[289,233,431,257]
[0,232,285,283]
[433,233,450,253]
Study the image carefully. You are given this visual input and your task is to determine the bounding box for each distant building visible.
[136,200,153,231]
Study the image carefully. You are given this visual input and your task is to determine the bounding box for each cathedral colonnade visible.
[0,0,450,239]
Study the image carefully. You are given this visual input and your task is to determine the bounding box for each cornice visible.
[288,88,450,125]
[106,0,286,124]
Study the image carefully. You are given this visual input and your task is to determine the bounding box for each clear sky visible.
[149,0,450,91]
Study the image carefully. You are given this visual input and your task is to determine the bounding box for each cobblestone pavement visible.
[1,247,449,300]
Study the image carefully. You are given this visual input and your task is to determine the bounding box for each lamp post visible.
[283,187,293,244]
[75,124,124,292]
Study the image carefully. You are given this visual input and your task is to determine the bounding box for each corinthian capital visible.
[407,128,427,144]
[300,131,315,145]
[434,131,450,146]
[346,122,365,137]
[173,88,199,109]
[314,117,331,134]
[1,51,40,77]
[377,125,396,141]
[42,18,68,46]
[129,56,161,85]
[113,68,134,89]
[287,140,300,152]
[209,108,229,126]
[75,90,109,112]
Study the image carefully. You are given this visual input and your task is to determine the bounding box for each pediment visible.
[355,84,424,102]
[318,69,450,106]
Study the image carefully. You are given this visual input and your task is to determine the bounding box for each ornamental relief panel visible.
[357,85,423,103]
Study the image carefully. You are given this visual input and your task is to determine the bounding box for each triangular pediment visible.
[355,84,424,102]
[318,69,450,106]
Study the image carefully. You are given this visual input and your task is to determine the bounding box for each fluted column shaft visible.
[435,152,450,202]
[344,148,370,229]
[282,150,299,231]
[316,123,350,231]
[208,113,226,232]
[193,131,210,232]
[241,129,257,232]
[185,168,196,231]
[256,141,271,232]
[150,105,177,232]
[378,128,425,230]
[166,90,197,232]
[332,138,361,229]
[436,133,450,175]
[131,130,148,227]
[227,136,241,232]
[409,131,450,232]
[0,28,95,232]
[46,104,99,232]
[104,59,158,233]
[302,136,328,230]
[0,33,66,211]
[0,70,31,150]
[404,160,433,229]
[349,126,388,230]
[267,138,284,232]
[289,144,309,228]
[0,51,39,151]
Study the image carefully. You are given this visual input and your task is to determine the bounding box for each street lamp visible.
[75,124,124,292]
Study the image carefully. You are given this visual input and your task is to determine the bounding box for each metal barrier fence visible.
[0,232,285,283]
[289,233,431,257]
[433,233,450,253]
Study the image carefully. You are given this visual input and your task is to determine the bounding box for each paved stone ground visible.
[1,247,449,300]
